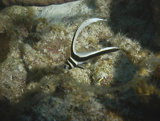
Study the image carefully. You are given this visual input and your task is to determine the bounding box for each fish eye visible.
[64,64,70,70]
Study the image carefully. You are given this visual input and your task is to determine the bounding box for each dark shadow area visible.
[85,0,97,9]
[112,53,137,85]
[0,33,10,63]
[22,18,49,46]
[1,79,160,121]
[0,1,5,10]
[96,83,160,121]
[0,98,11,121]
[109,0,157,51]
[23,33,41,46]
[24,66,64,84]
[0,86,45,121]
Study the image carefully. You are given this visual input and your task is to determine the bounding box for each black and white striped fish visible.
[65,18,119,69]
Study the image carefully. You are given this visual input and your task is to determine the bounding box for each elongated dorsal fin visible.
[66,18,119,69]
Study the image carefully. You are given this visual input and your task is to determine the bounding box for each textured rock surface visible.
[2,0,79,6]
[0,0,160,121]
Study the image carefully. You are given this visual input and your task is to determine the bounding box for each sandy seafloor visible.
[0,0,160,121]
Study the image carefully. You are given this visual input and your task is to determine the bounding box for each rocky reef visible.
[0,0,160,121]
[152,0,160,47]
[1,0,79,6]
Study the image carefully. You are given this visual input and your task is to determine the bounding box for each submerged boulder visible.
[152,0,160,47]
[0,0,160,121]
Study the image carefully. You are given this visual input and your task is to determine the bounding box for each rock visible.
[0,21,5,33]
[152,0,160,47]
[2,0,79,6]
[0,0,160,121]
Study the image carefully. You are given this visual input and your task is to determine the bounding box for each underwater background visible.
[0,0,160,121]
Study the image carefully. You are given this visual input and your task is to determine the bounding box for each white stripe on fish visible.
[65,18,119,69]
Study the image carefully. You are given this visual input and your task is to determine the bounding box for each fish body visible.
[65,18,119,69]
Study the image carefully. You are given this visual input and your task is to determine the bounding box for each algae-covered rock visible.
[2,0,79,6]
[0,40,27,102]
[0,0,160,121]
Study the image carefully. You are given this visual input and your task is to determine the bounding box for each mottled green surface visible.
[0,0,160,121]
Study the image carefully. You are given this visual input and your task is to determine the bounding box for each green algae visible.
[7,6,34,28]
[51,23,68,36]
[0,6,35,64]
